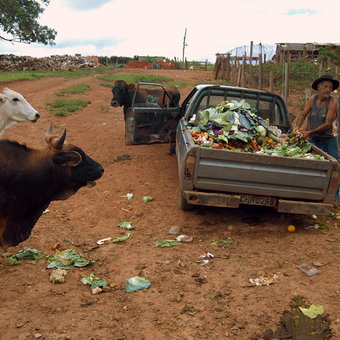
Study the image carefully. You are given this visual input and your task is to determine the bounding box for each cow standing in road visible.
[111,80,180,120]
[0,87,40,138]
[0,125,104,249]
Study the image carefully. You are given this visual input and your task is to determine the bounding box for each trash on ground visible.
[142,196,153,202]
[176,235,193,243]
[2,254,20,265]
[50,269,67,283]
[199,252,214,265]
[125,276,151,293]
[153,239,182,247]
[46,249,94,270]
[91,287,103,294]
[305,224,320,230]
[299,304,324,319]
[117,220,136,230]
[3,247,45,265]
[51,242,61,250]
[329,211,340,219]
[120,193,133,200]
[121,205,133,212]
[96,237,113,245]
[297,263,320,276]
[249,274,279,286]
[14,247,44,261]
[81,272,107,290]
[220,237,233,244]
[112,233,131,243]
[42,209,50,214]
[168,226,181,235]
[287,225,296,233]
[312,214,317,219]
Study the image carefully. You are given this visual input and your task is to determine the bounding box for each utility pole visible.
[182,28,187,66]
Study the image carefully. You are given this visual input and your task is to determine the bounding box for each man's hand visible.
[297,129,310,139]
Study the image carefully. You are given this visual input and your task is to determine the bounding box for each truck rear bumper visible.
[183,190,333,215]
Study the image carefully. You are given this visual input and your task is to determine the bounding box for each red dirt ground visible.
[0,68,339,340]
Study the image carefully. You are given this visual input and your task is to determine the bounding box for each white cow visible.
[0,87,40,138]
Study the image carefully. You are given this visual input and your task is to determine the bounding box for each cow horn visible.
[45,123,53,143]
[53,129,67,149]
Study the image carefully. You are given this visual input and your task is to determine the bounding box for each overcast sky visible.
[0,0,339,62]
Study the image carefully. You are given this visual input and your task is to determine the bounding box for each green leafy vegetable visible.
[112,233,131,243]
[81,273,107,289]
[299,304,324,319]
[125,276,151,292]
[120,193,133,200]
[142,196,153,202]
[152,240,182,247]
[117,221,136,230]
[220,237,233,244]
[46,249,94,269]
[14,247,44,261]
[2,255,20,265]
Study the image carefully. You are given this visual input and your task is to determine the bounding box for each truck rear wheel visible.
[179,191,193,210]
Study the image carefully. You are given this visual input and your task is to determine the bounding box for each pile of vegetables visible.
[188,99,324,159]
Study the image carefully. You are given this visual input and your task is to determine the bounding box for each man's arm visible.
[293,96,314,130]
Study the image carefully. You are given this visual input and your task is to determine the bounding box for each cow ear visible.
[52,151,82,167]
[0,93,6,102]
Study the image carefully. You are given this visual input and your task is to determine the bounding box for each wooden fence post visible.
[241,54,246,87]
[269,71,274,92]
[249,41,253,87]
[259,43,263,90]
[226,54,230,82]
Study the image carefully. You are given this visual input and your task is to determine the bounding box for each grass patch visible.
[56,83,91,96]
[48,98,91,116]
[0,69,102,83]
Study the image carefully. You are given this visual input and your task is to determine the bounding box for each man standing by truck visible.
[293,74,339,200]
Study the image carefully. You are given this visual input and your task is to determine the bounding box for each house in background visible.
[272,43,340,62]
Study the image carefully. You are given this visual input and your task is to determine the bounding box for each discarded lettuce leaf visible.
[2,255,20,265]
[299,304,324,319]
[152,239,182,247]
[81,272,107,289]
[112,233,131,243]
[120,193,133,200]
[318,223,331,230]
[176,235,186,241]
[125,276,151,292]
[14,247,44,261]
[46,249,94,269]
[142,196,153,202]
[117,221,136,230]
[220,237,233,244]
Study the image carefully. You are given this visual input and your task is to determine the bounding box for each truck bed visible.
[177,122,338,214]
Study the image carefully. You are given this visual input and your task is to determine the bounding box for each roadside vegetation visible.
[56,83,91,96]
[47,98,91,116]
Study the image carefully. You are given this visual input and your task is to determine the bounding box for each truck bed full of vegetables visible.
[188,100,324,160]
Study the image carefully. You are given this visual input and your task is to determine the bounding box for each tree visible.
[0,0,56,45]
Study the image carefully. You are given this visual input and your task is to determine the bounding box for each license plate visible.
[240,195,277,207]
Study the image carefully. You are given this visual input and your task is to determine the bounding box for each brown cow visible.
[111,80,180,120]
[0,125,104,249]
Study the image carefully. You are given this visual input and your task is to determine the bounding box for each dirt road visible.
[0,68,339,339]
